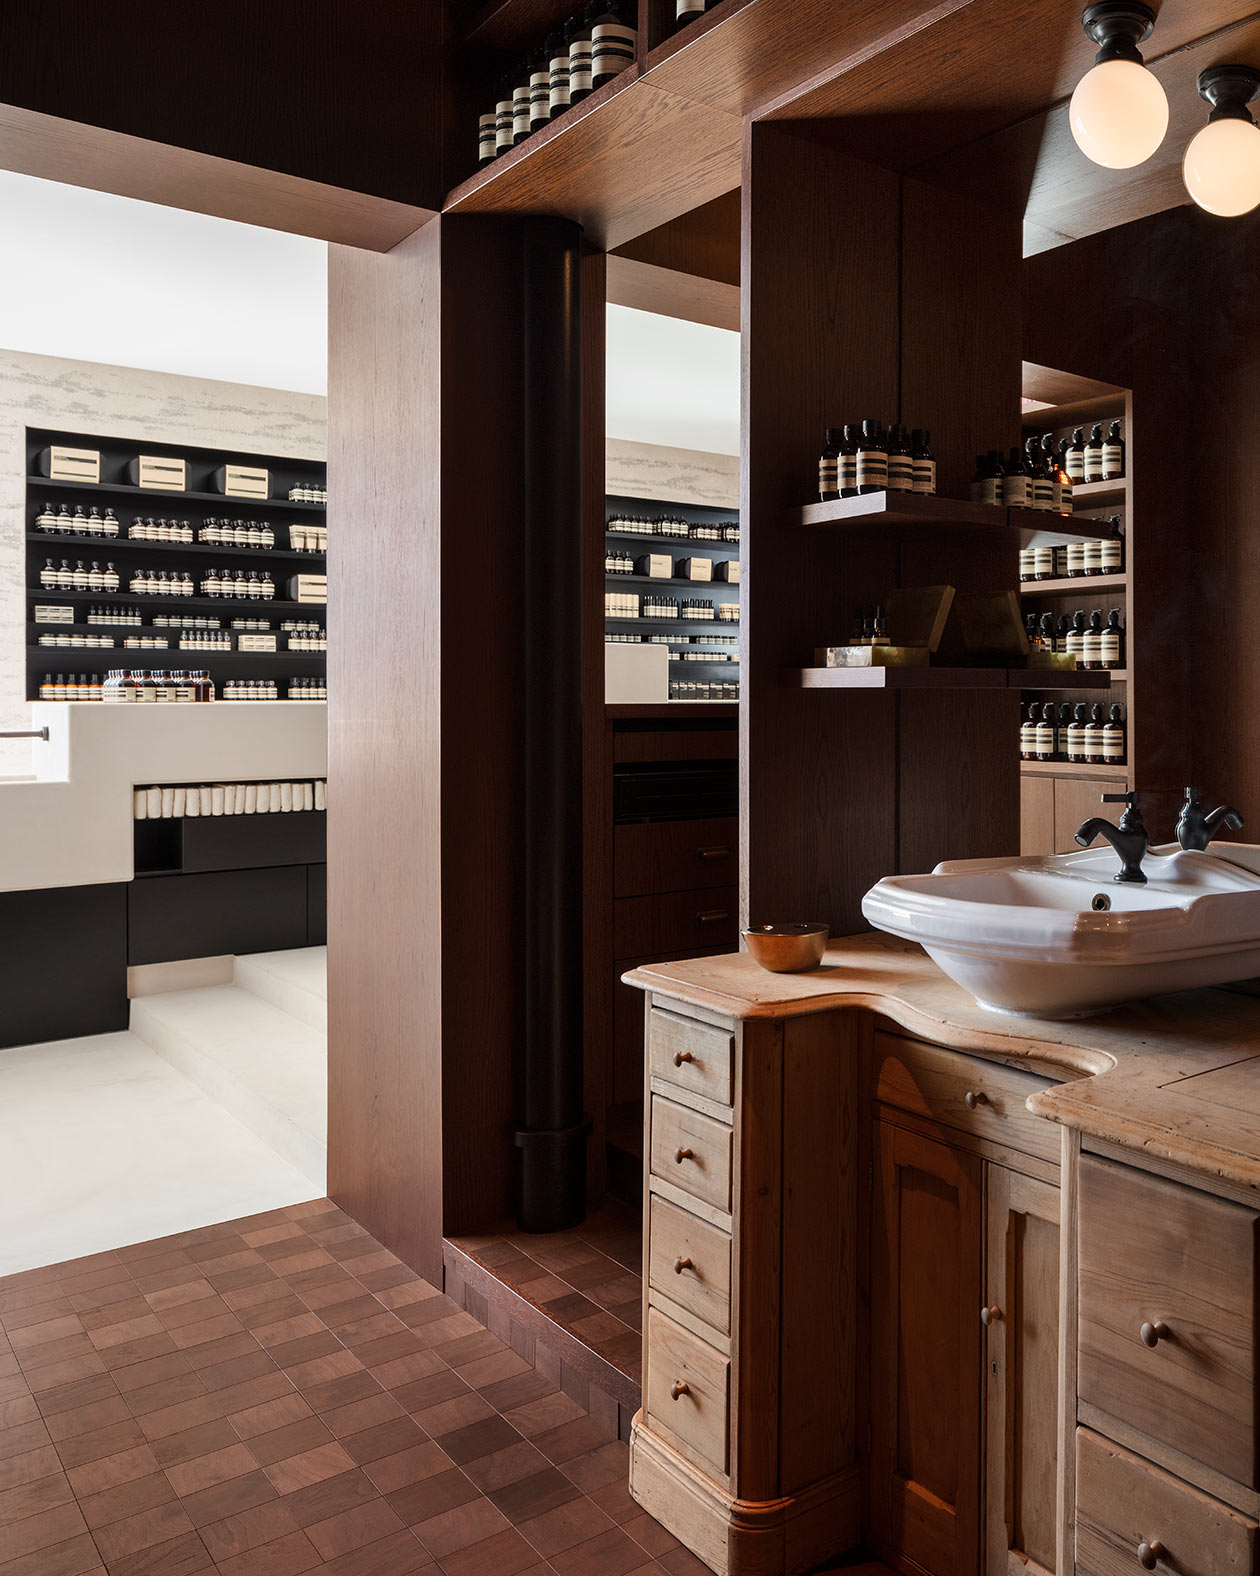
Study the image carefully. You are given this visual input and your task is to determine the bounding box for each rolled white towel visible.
[280,782,293,812]
[200,786,212,815]
[212,784,225,816]
[172,787,186,818]
[314,780,326,812]
[134,788,148,820]
[244,784,257,814]
[224,784,238,814]
[302,782,314,812]
[147,786,161,818]
[160,786,175,818]
[269,782,282,813]
[184,787,199,818]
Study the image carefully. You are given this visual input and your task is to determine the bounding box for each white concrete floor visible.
[0,946,328,1278]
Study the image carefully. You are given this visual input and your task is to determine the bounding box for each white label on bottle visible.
[1003,476,1030,508]
[513,88,531,137]
[1100,538,1122,571]
[495,104,513,149]
[569,39,593,93]
[530,69,550,118]
[838,455,857,492]
[912,459,936,495]
[1103,730,1124,760]
[1067,452,1084,481]
[857,452,887,489]
[1032,480,1053,510]
[887,457,914,491]
[1085,539,1103,571]
[1102,443,1122,477]
[479,115,497,158]
[1083,634,1101,665]
[1067,542,1086,575]
[1100,632,1120,665]
[592,22,635,76]
[819,457,838,494]
[1032,547,1054,576]
[549,56,570,113]
[1085,446,1103,481]
[1019,549,1034,579]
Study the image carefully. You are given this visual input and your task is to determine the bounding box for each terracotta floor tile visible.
[551,1524,656,1576]
[559,1441,629,1494]
[45,1398,132,1445]
[387,1372,466,1419]
[0,1469,75,1526]
[409,1396,494,1444]
[657,1546,712,1576]
[247,1419,335,1470]
[299,1373,383,1416]
[23,1358,108,1401]
[0,1421,52,1462]
[328,1316,401,1351]
[455,1352,532,1393]
[148,1421,239,1471]
[136,1398,225,1446]
[339,1417,427,1467]
[359,1441,452,1496]
[411,1497,510,1559]
[0,1532,102,1576]
[303,1499,405,1561]
[52,1420,147,1472]
[461,1441,551,1495]
[65,1445,161,1499]
[123,1375,207,1421]
[142,1284,216,1316]
[181,1338,258,1376]
[587,1478,638,1526]
[209,1373,292,1420]
[111,1359,190,1399]
[504,1394,588,1439]
[262,1442,354,1495]
[227,1396,313,1443]
[97,1336,181,1374]
[77,1470,176,1532]
[176,1471,278,1531]
[197,1352,279,1395]
[0,1496,86,1558]
[477,1372,555,1416]
[530,1418,616,1466]
[437,1417,523,1467]
[103,1529,216,1575]
[621,1511,680,1558]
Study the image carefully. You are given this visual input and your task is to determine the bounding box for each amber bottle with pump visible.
[1067,703,1090,763]
[568,7,595,102]
[886,425,914,492]
[1084,423,1105,484]
[818,429,841,501]
[911,430,935,495]
[1084,703,1106,763]
[1035,704,1056,762]
[1100,518,1124,574]
[1057,437,1074,514]
[1103,419,1125,480]
[1003,446,1031,509]
[1040,433,1061,512]
[1082,610,1104,669]
[1100,608,1124,669]
[547,32,571,118]
[1103,703,1126,764]
[839,425,859,497]
[1065,610,1087,665]
[591,0,635,89]
[1066,427,1086,485]
[1020,704,1037,761]
[1057,702,1075,759]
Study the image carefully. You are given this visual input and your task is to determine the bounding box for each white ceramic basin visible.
[862,842,1260,1018]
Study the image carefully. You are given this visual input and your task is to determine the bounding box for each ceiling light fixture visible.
[1182,64,1260,216]
[1069,2,1169,169]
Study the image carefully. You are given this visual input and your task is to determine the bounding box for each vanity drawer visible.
[649,1195,731,1334]
[615,817,737,898]
[614,887,738,959]
[648,1008,734,1107]
[645,1307,730,1479]
[1078,1155,1259,1487]
[1075,1428,1256,1576]
[872,1030,1059,1166]
[650,1096,733,1213]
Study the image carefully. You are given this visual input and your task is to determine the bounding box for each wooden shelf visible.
[28,477,326,512]
[26,588,313,614]
[28,646,323,669]
[1020,761,1128,779]
[1019,573,1127,596]
[1071,478,1127,508]
[792,491,1121,541]
[606,529,736,546]
[607,702,738,719]
[604,573,737,587]
[788,666,1108,691]
[28,532,324,563]
[605,615,738,627]
[1026,668,1127,687]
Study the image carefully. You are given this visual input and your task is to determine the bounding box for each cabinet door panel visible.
[986,1166,1060,1576]
[1020,774,1055,857]
[870,1121,982,1576]
[1053,776,1110,855]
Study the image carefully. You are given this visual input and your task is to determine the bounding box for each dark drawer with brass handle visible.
[614,816,738,898]
[1078,1155,1259,1487]
[614,886,738,959]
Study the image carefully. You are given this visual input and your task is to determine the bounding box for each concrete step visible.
[129,983,325,1188]
[234,946,327,1031]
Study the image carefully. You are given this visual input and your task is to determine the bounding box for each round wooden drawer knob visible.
[674,1147,694,1164]
[1137,1539,1164,1570]
[674,1257,693,1275]
[1140,1321,1169,1348]
[964,1091,988,1110]
[670,1380,690,1400]
[674,1051,694,1067]
[980,1305,1002,1327]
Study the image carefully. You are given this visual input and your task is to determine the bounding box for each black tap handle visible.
[1102,791,1137,805]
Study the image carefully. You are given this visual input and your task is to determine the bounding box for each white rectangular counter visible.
[0,703,327,893]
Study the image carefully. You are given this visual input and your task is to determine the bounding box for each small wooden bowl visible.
[743,922,829,973]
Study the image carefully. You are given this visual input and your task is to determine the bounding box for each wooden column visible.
[328,213,590,1281]
[741,126,1023,934]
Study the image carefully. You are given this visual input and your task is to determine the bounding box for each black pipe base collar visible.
[513,1115,593,1234]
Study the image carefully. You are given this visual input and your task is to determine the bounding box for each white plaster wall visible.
[0,350,325,775]
[606,437,738,509]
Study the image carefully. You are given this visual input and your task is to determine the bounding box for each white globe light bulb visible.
[1069,57,1169,168]
[1183,116,1260,216]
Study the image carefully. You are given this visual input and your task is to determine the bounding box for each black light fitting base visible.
[1081,1,1156,65]
[1198,63,1260,122]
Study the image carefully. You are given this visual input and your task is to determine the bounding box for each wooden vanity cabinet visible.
[868,1031,1060,1576]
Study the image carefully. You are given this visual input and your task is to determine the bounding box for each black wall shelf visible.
[26,427,327,701]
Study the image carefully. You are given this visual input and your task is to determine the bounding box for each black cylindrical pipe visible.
[513,216,589,1231]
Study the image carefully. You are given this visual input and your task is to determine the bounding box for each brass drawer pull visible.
[696,847,730,861]
[670,1380,690,1400]
[964,1090,988,1110]
[674,1257,693,1275]
[674,1051,695,1067]
[674,1147,694,1164]
[695,910,731,925]
[1140,1320,1169,1348]
[980,1305,1002,1327]
[1137,1539,1164,1570]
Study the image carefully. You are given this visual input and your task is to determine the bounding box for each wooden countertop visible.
[626,934,1260,1199]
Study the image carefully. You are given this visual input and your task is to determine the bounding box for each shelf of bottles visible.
[1017,386,1132,785]
[25,428,328,703]
[604,493,741,701]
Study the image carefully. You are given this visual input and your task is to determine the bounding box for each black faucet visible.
[1176,787,1244,851]
[1075,791,1150,884]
